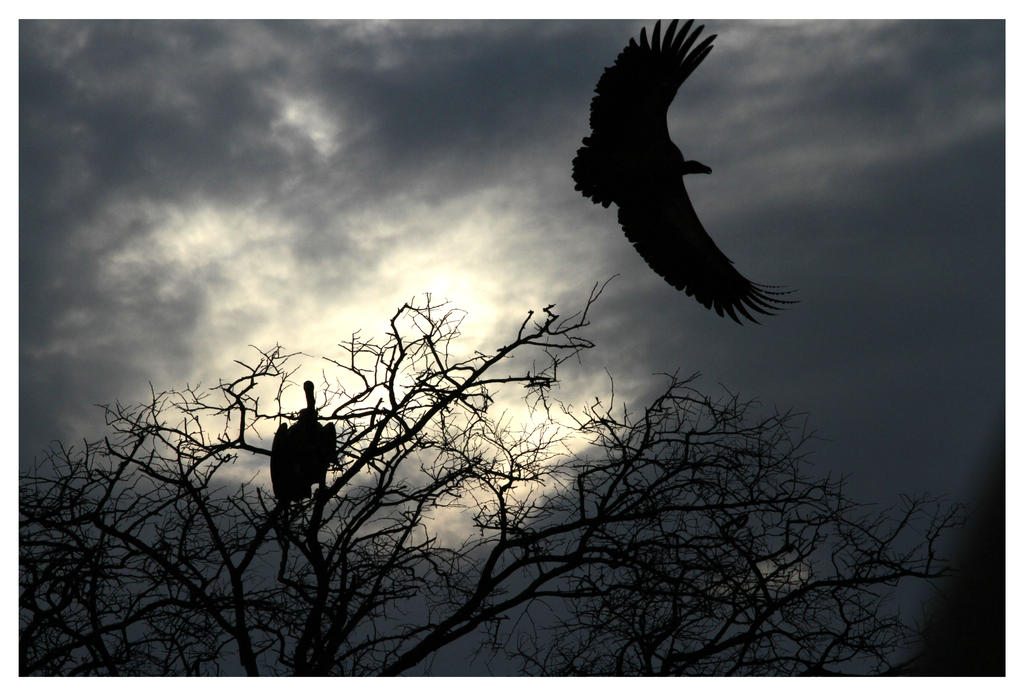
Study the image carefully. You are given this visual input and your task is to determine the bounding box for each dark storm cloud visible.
[250,19,637,258]
[21,21,276,455]
[22,22,295,329]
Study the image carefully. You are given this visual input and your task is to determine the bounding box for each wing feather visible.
[661,19,679,52]
[668,20,694,55]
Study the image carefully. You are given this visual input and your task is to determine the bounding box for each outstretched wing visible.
[616,183,792,323]
[572,20,793,324]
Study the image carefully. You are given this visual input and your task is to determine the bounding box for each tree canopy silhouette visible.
[573,19,793,323]
[19,290,959,675]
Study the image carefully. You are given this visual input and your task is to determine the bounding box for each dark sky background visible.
[18,17,1004,673]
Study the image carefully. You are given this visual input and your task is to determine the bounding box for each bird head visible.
[298,381,317,423]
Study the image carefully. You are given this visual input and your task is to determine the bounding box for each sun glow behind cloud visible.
[73,167,597,521]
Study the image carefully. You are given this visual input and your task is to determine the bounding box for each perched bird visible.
[572,19,794,324]
[270,381,337,502]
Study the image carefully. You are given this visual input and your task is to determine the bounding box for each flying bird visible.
[271,380,337,502]
[572,19,794,323]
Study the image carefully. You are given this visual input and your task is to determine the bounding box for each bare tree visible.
[508,382,961,675]
[19,288,961,675]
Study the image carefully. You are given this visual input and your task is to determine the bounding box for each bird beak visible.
[683,160,713,175]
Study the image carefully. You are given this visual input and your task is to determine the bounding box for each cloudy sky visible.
[19,14,1003,609]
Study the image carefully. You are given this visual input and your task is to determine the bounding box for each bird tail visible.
[572,137,617,208]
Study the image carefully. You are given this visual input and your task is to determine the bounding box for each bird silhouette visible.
[572,19,794,324]
[270,381,337,502]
